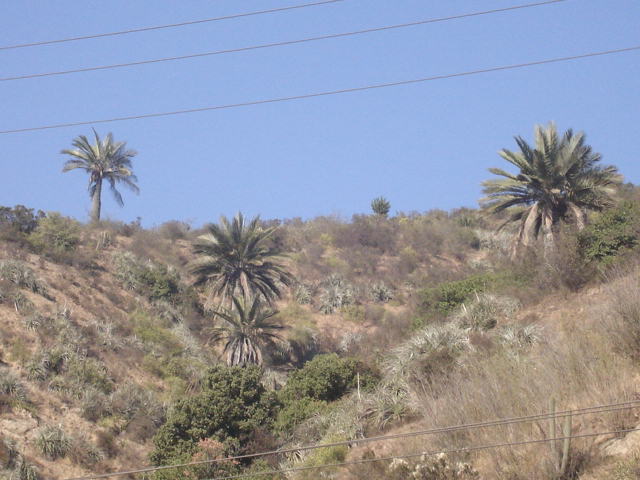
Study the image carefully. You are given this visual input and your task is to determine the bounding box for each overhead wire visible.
[0,0,567,82]
[3,44,639,135]
[204,426,640,480]
[64,399,640,480]
[0,0,343,51]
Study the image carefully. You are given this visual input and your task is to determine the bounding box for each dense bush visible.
[280,353,376,403]
[0,205,45,239]
[28,213,81,255]
[150,365,277,465]
[578,201,640,263]
[274,396,327,434]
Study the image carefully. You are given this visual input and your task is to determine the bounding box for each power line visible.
[64,400,640,480]
[0,0,566,82]
[3,44,639,136]
[0,0,343,51]
[206,426,640,480]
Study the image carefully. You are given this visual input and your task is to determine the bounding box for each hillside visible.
[1,199,640,480]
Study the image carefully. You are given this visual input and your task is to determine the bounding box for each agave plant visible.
[209,296,285,366]
[318,274,354,314]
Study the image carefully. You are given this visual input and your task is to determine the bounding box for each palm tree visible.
[371,196,391,217]
[61,129,139,223]
[481,122,620,256]
[190,212,293,307]
[209,296,284,366]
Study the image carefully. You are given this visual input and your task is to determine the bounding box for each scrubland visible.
[1,196,640,480]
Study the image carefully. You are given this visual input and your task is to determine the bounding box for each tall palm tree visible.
[190,212,293,307]
[209,296,284,366]
[481,122,620,256]
[61,129,139,223]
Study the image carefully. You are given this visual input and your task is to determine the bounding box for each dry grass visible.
[410,289,639,478]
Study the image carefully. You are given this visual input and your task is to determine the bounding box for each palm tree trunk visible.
[568,203,586,230]
[511,204,539,259]
[542,210,556,260]
[90,178,102,223]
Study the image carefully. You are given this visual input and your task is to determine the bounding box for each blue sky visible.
[1,0,639,226]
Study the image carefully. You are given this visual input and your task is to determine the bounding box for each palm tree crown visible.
[61,129,139,222]
[190,213,293,306]
[209,296,284,366]
[481,122,620,255]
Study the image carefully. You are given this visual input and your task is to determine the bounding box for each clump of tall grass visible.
[452,293,520,331]
[35,425,71,460]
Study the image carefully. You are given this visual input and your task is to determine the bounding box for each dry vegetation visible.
[1,193,640,479]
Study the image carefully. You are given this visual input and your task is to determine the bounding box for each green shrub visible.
[65,355,113,395]
[150,365,277,465]
[131,311,183,358]
[0,205,44,236]
[28,212,80,254]
[274,397,327,433]
[35,425,71,460]
[579,201,640,263]
[151,439,240,480]
[419,274,492,316]
[296,440,348,480]
[280,354,376,404]
[418,271,523,318]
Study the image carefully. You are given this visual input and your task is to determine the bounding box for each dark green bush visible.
[0,205,45,242]
[578,201,640,263]
[280,353,377,403]
[274,397,327,433]
[150,365,277,466]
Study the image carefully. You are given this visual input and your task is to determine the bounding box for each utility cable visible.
[3,44,639,135]
[0,0,343,51]
[64,399,640,480]
[0,0,566,82]
[204,426,640,480]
